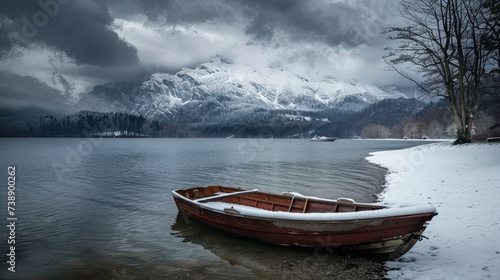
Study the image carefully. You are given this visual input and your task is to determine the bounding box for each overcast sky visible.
[0,0,405,115]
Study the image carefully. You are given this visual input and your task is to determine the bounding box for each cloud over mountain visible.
[0,0,406,116]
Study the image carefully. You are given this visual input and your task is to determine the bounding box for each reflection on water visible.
[0,138,430,279]
[49,248,260,280]
[171,213,385,280]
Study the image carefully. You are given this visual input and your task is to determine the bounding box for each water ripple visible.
[0,138,430,279]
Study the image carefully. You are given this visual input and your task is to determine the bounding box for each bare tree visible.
[361,124,391,139]
[384,0,496,144]
[481,0,500,68]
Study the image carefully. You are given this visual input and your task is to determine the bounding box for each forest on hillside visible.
[1,97,498,139]
[0,112,151,137]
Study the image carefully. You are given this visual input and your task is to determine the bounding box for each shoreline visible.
[353,138,454,142]
[366,142,500,279]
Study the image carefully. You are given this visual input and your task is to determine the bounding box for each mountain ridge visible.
[77,55,423,123]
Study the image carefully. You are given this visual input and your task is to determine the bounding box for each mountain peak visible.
[207,54,233,65]
[82,57,417,121]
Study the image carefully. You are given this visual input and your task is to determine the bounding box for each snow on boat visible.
[310,135,337,142]
[171,186,438,260]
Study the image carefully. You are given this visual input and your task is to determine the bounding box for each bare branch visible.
[384,0,497,141]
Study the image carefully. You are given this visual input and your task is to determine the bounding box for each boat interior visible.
[175,185,385,214]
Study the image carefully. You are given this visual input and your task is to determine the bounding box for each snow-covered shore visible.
[366,142,500,280]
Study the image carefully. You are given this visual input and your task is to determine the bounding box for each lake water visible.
[0,138,432,279]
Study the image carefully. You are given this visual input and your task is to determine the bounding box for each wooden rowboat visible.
[171,186,437,260]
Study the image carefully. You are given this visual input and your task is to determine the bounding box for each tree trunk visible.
[384,0,494,145]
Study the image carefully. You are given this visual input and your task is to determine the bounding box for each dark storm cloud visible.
[0,0,138,67]
[137,0,214,23]
[119,0,376,48]
[105,0,238,25]
[241,0,369,47]
[0,71,72,116]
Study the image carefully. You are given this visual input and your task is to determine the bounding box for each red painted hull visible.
[172,186,437,260]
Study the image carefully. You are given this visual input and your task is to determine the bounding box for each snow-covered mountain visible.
[78,55,417,121]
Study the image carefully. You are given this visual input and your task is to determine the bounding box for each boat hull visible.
[172,188,436,260]
[310,136,337,142]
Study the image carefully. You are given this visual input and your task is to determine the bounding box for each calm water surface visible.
[0,138,431,279]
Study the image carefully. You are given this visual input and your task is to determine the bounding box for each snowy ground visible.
[366,142,500,280]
